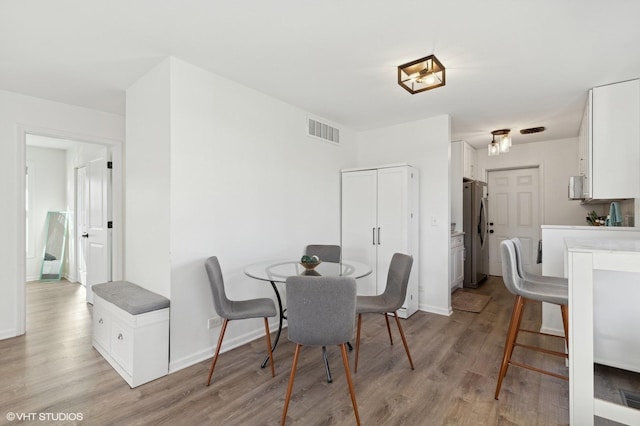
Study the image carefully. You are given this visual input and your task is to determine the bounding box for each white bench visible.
[92,281,170,388]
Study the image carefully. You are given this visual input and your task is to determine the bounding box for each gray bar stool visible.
[494,239,569,400]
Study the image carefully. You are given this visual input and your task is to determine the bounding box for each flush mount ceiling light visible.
[397,55,446,94]
[488,129,512,156]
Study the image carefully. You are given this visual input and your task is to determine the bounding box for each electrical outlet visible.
[207,317,222,329]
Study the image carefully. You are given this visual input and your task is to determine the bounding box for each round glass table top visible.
[244,259,372,283]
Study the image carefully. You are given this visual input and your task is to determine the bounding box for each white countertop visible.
[565,237,640,254]
[542,225,638,231]
[451,231,464,237]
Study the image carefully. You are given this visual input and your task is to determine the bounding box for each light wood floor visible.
[1,277,636,425]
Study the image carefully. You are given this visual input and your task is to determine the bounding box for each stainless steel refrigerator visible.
[463,180,489,288]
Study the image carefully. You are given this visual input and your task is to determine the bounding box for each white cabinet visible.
[93,295,169,388]
[450,233,464,291]
[341,165,419,318]
[462,142,477,180]
[582,79,640,199]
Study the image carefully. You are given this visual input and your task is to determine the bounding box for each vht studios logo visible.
[6,412,84,422]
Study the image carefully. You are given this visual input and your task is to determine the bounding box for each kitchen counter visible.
[540,226,640,335]
[567,238,640,425]
[541,225,637,231]
[450,231,464,237]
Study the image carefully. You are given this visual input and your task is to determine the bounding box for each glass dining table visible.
[244,259,372,382]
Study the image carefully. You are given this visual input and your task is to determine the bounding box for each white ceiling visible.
[2,1,640,149]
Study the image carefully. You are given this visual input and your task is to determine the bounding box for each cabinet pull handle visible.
[98,318,103,324]
[377,227,381,245]
[117,333,123,340]
[372,227,376,245]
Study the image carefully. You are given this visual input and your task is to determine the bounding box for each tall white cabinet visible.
[341,165,419,318]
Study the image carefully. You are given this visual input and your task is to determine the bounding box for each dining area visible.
[204,245,415,425]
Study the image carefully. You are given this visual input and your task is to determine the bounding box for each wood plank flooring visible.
[0,277,635,425]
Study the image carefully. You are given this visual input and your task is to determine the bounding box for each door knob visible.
[82,232,89,238]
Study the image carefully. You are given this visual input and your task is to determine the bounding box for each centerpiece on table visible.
[300,254,321,270]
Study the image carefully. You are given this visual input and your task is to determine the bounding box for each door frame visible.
[16,125,123,335]
[485,163,545,274]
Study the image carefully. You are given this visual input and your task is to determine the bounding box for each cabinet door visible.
[110,319,133,374]
[92,299,110,350]
[454,246,464,284]
[376,167,407,294]
[341,170,378,295]
[463,143,477,180]
[592,80,640,199]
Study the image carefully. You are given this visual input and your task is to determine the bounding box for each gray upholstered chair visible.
[494,240,569,399]
[304,244,341,263]
[511,237,568,286]
[204,256,276,386]
[304,244,342,381]
[354,252,414,373]
[281,276,360,426]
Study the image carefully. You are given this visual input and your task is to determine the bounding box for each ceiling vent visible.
[520,126,546,134]
[308,118,340,144]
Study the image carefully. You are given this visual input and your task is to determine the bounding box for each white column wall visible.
[356,115,452,315]
[0,90,124,340]
[125,57,358,371]
[125,59,172,298]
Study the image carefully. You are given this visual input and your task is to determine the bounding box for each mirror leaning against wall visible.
[40,211,68,281]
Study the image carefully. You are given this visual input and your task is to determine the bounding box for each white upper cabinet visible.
[586,79,640,199]
[462,142,477,180]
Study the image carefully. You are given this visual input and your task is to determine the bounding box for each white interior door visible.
[487,167,540,276]
[85,147,111,303]
[76,166,88,286]
[341,170,378,296]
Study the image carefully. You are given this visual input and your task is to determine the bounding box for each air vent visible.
[308,118,340,144]
[520,126,546,134]
[620,389,640,409]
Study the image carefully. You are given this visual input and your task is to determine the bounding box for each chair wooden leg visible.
[392,312,414,370]
[281,344,302,426]
[355,314,362,373]
[264,318,275,377]
[495,295,525,399]
[560,304,569,352]
[340,343,361,426]
[384,313,393,345]
[206,318,229,386]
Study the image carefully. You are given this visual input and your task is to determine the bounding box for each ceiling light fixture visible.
[397,55,446,94]
[487,129,511,156]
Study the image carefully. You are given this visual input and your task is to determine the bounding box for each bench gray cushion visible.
[93,281,170,315]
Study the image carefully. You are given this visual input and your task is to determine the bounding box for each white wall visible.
[357,115,452,316]
[126,57,359,371]
[0,89,124,340]
[25,146,67,281]
[125,59,172,299]
[477,137,592,226]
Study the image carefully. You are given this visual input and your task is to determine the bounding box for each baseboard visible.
[419,303,453,317]
[169,319,284,374]
[0,328,18,340]
[540,326,564,337]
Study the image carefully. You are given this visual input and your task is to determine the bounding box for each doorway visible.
[24,134,118,305]
[487,167,542,277]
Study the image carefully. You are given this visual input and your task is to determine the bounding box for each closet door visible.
[376,167,407,294]
[341,169,378,295]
